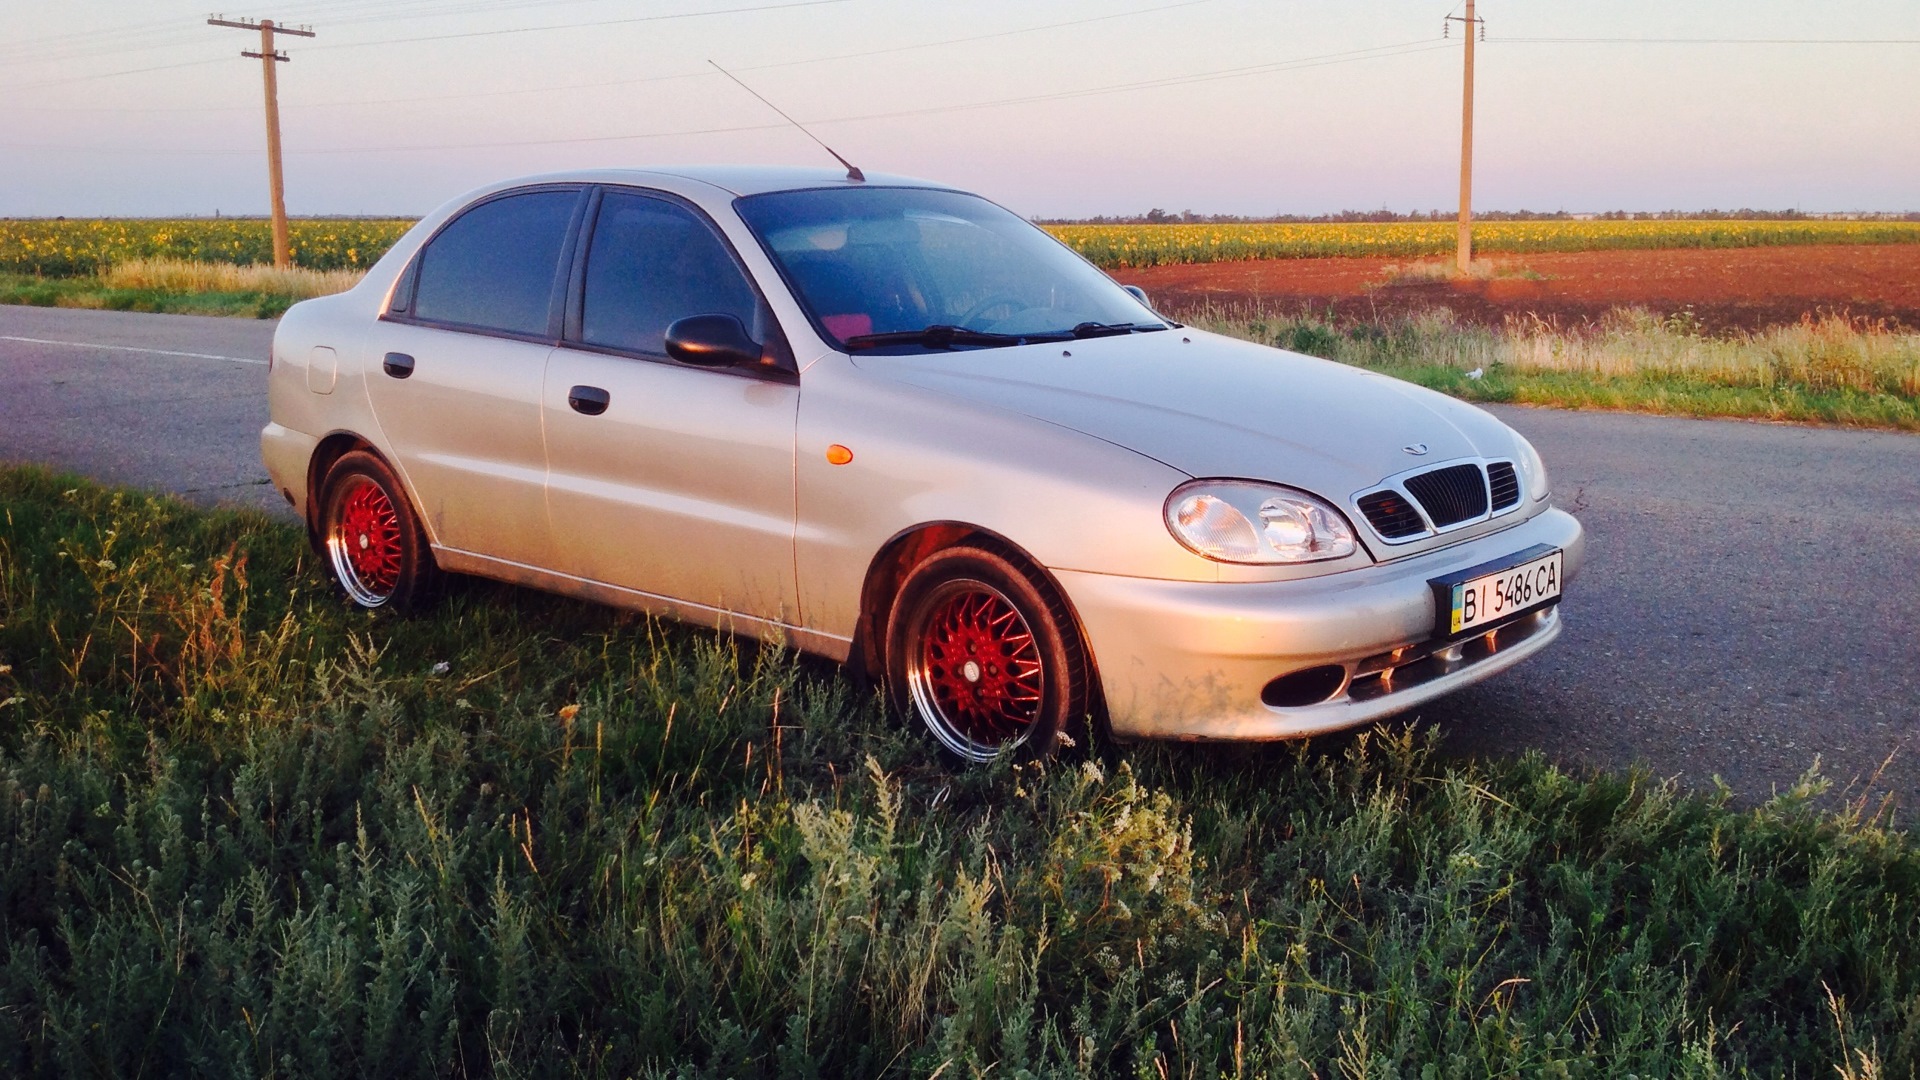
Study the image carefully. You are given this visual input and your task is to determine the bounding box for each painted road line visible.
[0,335,267,366]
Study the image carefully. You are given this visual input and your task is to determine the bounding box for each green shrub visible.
[2,467,1917,1077]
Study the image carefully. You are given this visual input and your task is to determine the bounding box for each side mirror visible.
[1122,284,1152,308]
[665,314,762,369]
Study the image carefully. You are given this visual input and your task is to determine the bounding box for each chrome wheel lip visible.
[903,578,1043,763]
[325,477,399,609]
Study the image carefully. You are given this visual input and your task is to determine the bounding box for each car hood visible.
[849,328,1520,503]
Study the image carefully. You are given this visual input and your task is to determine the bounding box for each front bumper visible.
[1057,506,1585,741]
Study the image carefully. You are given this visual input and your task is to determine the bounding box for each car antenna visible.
[708,60,864,182]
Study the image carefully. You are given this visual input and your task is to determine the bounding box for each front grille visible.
[1403,463,1488,528]
[1358,490,1426,539]
[1487,461,1520,510]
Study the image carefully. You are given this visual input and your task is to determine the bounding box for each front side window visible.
[410,189,578,336]
[580,191,761,356]
[735,186,1164,353]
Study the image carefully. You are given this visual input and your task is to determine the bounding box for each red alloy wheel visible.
[914,584,1045,751]
[331,476,404,602]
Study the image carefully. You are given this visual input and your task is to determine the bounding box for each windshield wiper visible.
[842,325,1061,351]
[1065,321,1164,339]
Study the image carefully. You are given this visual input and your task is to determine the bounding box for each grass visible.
[3,251,1914,431]
[5,217,1919,278]
[103,257,363,299]
[3,466,1920,1076]
[0,259,360,319]
[1372,259,1549,286]
[1187,305,1920,431]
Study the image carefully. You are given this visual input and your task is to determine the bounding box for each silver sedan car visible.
[262,166,1584,761]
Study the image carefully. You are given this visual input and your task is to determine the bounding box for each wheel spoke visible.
[329,477,405,603]
[910,581,1047,757]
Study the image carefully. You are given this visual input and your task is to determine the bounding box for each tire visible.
[318,450,441,611]
[885,543,1092,763]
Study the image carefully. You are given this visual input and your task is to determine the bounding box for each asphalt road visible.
[3,304,1917,803]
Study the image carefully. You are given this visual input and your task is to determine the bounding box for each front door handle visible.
[568,385,610,415]
[382,352,415,379]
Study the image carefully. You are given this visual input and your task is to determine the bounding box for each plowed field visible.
[1113,243,1920,332]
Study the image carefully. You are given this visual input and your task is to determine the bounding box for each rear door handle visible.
[568,385,610,415]
[382,352,415,379]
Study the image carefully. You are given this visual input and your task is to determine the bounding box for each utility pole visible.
[209,15,315,269]
[1445,1,1484,275]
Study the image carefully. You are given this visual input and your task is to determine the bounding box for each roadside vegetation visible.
[1374,258,1547,285]
[0,259,362,319]
[5,217,1918,278]
[1191,305,1920,431]
[1052,218,1920,269]
[2,227,1916,430]
[3,466,1918,1076]
[0,218,407,277]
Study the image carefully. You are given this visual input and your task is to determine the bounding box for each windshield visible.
[734,186,1165,353]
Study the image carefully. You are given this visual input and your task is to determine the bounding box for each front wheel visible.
[885,544,1092,763]
[319,450,441,611]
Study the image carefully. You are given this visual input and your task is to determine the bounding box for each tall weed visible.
[3,467,1919,1076]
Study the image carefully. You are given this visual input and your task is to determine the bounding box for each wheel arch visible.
[852,522,1108,735]
[305,431,380,546]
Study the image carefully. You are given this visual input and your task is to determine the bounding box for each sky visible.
[2,0,1917,219]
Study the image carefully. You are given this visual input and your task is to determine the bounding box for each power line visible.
[1492,36,1920,44]
[301,0,857,51]
[12,0,1221,114]
[0,56,235,92]
[2,38,1455,157]
[0,0,859,92]
[291,39,1452,154]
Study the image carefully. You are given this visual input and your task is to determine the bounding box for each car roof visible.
[497,165,961,198]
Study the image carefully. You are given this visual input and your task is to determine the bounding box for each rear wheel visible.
[886,543,1091,762]
[319,450,440,611]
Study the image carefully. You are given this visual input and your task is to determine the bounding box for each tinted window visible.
[581,192,760,356]
[411,189,577,336]
[735,187,1161,352]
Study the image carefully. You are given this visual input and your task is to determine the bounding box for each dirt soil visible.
[1111,243,1920,332]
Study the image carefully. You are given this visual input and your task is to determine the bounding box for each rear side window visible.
[581,192,760,356]
[410,189,578,336]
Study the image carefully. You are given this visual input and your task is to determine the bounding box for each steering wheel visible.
[957,293,1027,328]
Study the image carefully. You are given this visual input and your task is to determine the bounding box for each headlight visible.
[1165,480,1358,564]
[1513,436,1551,502]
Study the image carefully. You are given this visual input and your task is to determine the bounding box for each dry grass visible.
[1486,309,1920,395]
[100,256,362,299]
[1183,304,1920,428]
[1192,305,1920,396]
[1373,258,1547,286]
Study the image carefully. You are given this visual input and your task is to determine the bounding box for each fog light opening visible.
[1261,664,1349,709]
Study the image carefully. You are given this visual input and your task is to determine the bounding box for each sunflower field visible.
[1049,218,1920,269]
[0,217,412,277]
[4,215,1919,278]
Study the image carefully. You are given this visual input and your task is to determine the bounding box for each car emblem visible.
[1403,443,1430,456]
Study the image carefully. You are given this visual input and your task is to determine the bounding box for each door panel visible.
[361,186,582,568]
[365,323,554,567]
[542,351,798,624]
[540,188,798,625]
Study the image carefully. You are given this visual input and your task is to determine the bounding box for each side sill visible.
[431,547,853,662]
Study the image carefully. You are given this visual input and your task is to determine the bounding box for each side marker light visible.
[826,444,854,465]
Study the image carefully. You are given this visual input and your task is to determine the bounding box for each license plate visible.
[1435,546,1563,636]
